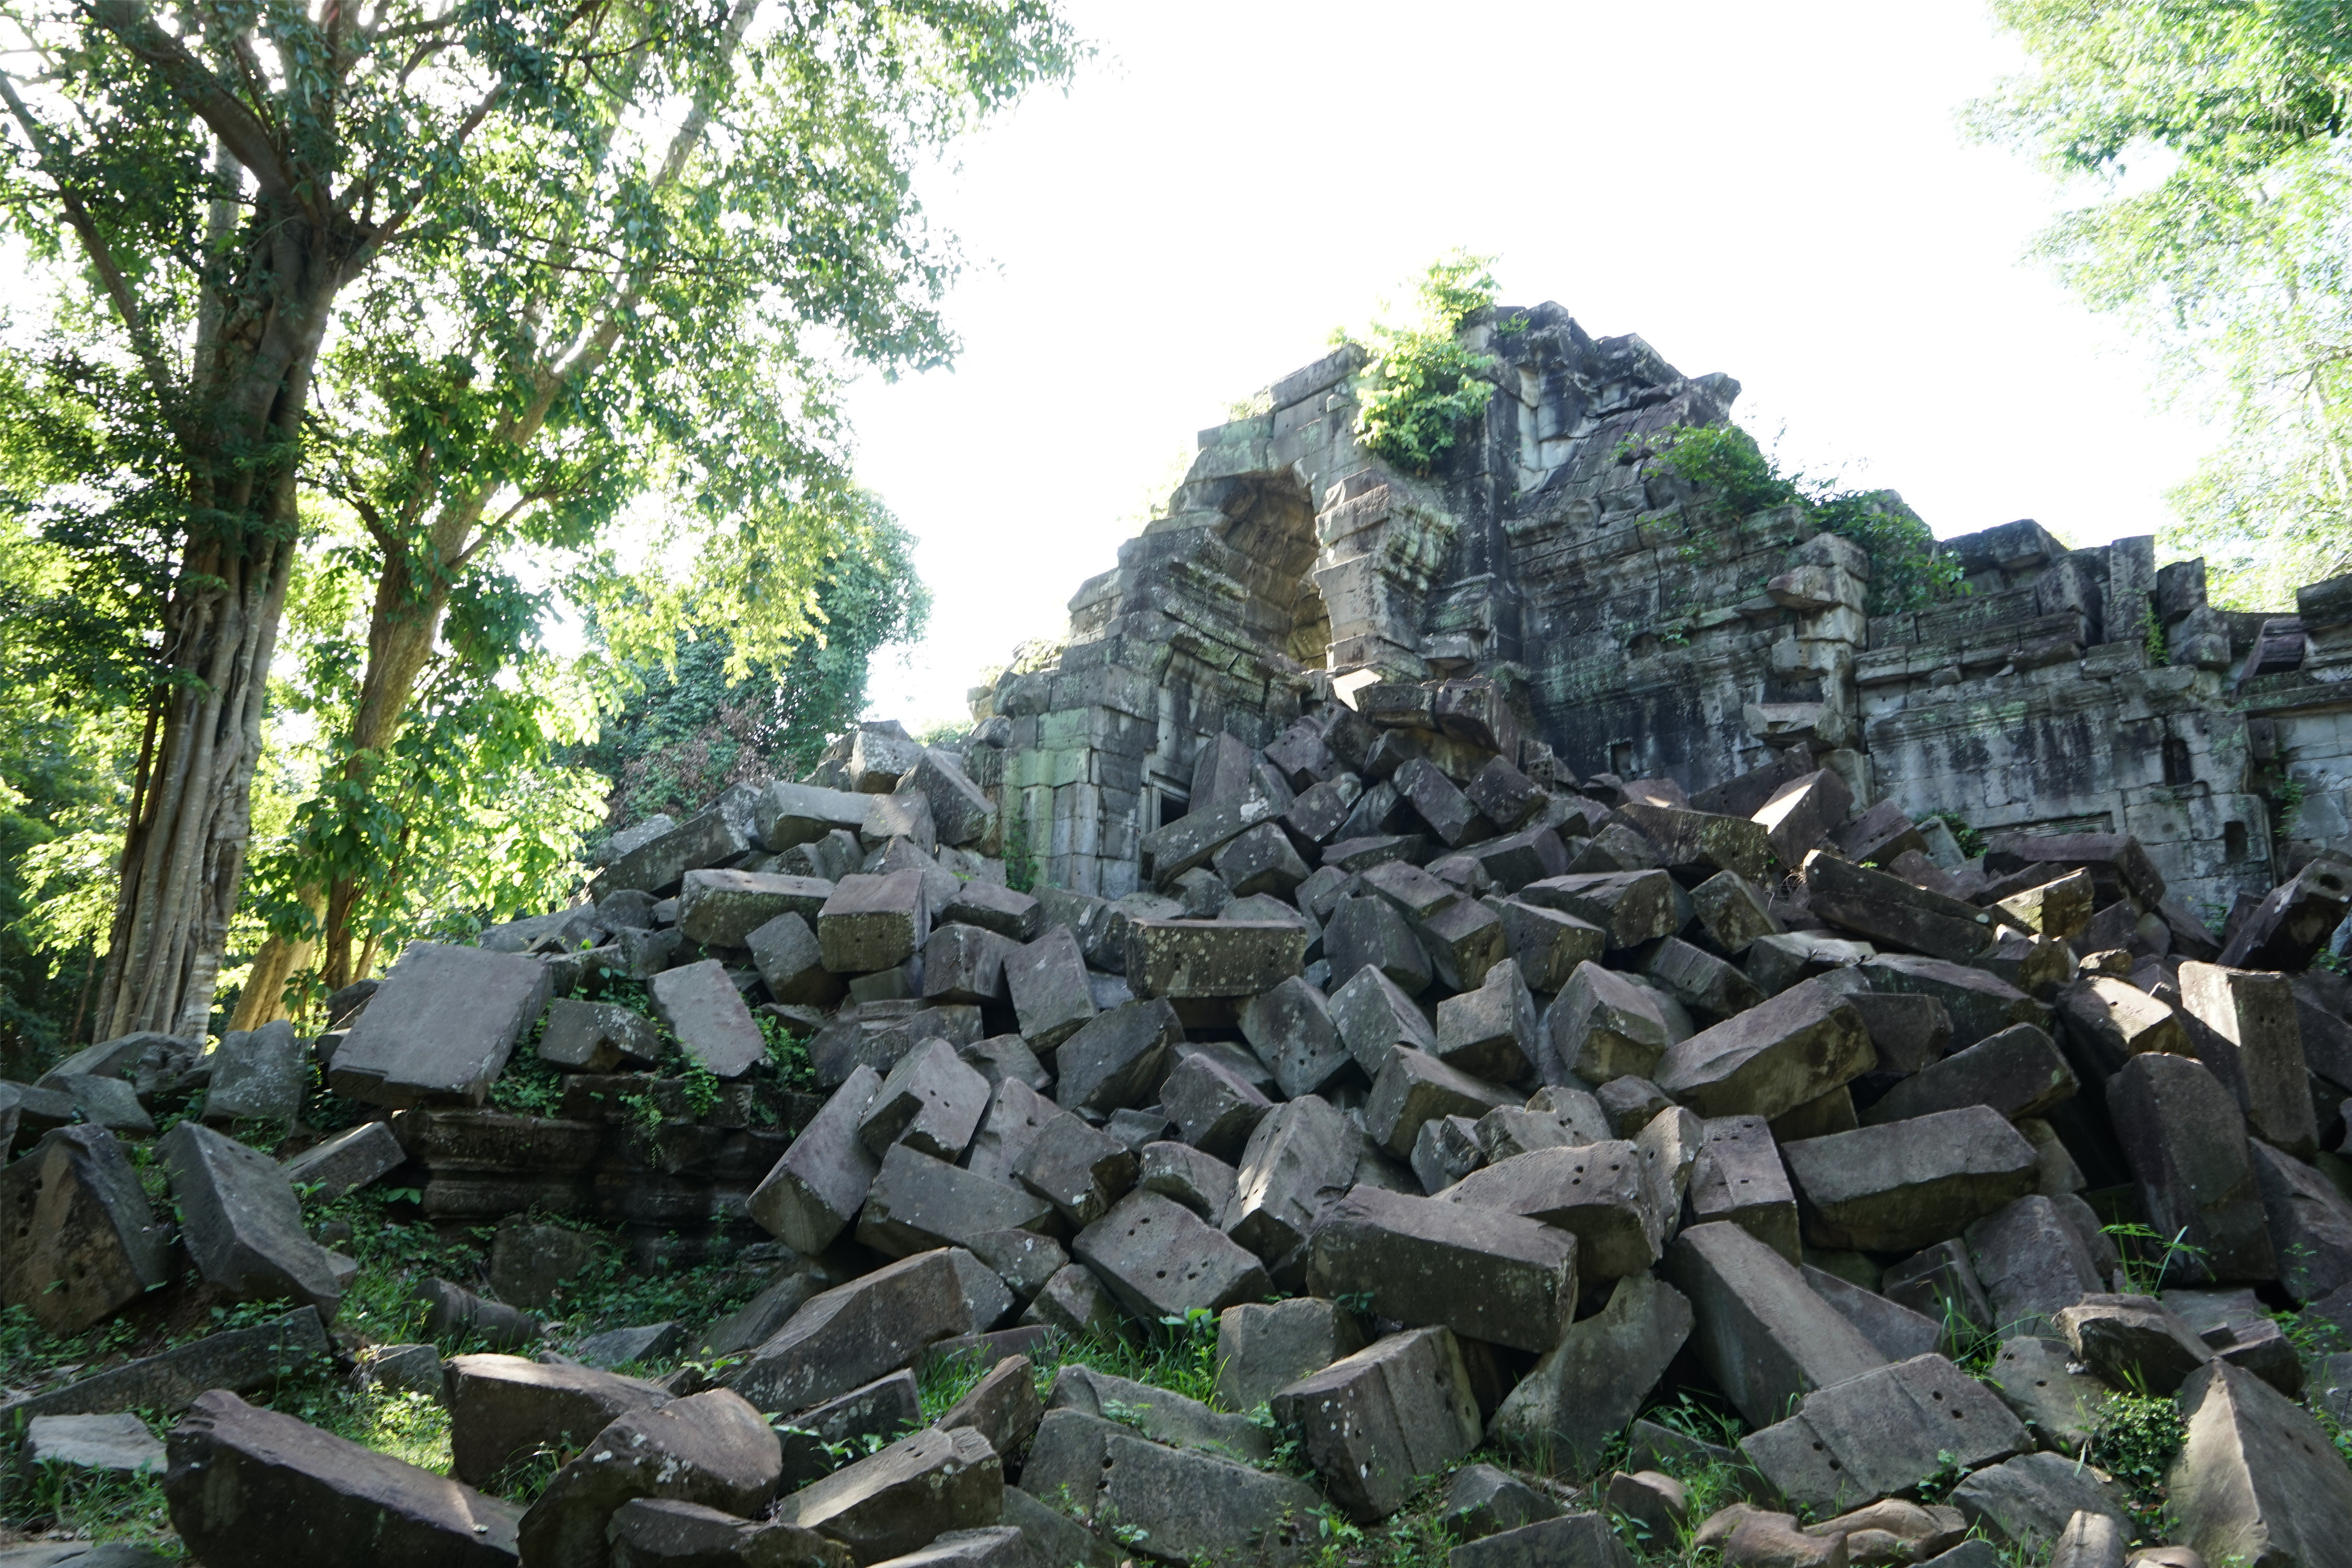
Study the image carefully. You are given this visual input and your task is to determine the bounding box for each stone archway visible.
[1212,472,1331,674]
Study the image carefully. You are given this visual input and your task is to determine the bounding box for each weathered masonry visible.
[964,301,2352,924]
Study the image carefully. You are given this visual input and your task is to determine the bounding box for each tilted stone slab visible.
[165,1389,522,1567]
[0,1306,327,1424]
[1496,899,1606,990]
[725,1249,973,1414]
[1687,1115,1800,1262]
[748,1066,881,1254]
[160,1120,345,1318]
[648,959,766,1078]
[678,869,833,948]
[1021,1411,1321,1566]
[1238,977,1353,1100]
[1856,955,2043,1050]
[1801,850,2003,963]
[1055,1000,1182,1115]
[756,781,870,851]
[1270,1326,1480,1522]
[0,1124,170,1334]
[1048,1362,1271,1462]
[1517,870,1687,950]
[518,1389,781,1568]
[1444,1143,1664,1278]
[1665,1221,1886,1429]
[1616,802,1772,882]
[328,941,552,1107]
[1215,1298,1369,1414]
[1962,1195,2104,1339]
[1740,1354,2030,1514]
[538,998,662,1073]
[280,1121,406,1205]
[1782,1106,2039,1253]
[1367,1047,1515,1158]
[1546,962,1671,1086]
[860,1037,989,1161]
[1226,1094,1358,1262]
[786,1425,1002,1566]
[1859,1024,2076,1126]
[1655,975,1875,1121]
[1003,926,1096,1049]
[444,1353,671,1486]
[1074,1191,1271,1321]
[857,1144,1057,1259]
[1488,1272,1693,1477]
[1125,918,1306,1000]
[2169,1359,2352,1568]
[1307,1184,1577,1354]
[2107,1051,2275,1282]
[2178,962,2317,1158]
[203,1019,306,1127]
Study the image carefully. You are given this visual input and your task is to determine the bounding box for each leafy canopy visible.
[1974,0,2352,605]
[1345,251,1503,476]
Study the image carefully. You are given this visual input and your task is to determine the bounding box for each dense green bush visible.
[1346,253,1504,477]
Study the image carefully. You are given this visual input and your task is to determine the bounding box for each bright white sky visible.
[844,1,2213,732]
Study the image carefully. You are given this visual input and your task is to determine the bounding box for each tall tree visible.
[0,0,1076,1040]
[1976,2,2352,602]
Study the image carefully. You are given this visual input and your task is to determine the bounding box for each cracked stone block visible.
[328,941,552,1108]
[1434,959,1538,1083]
[725,1250,973,1415]
[164,1389,522,1567]
[1016,1114,1137,1228]
[647,959,765,1078]
[1687,1116,1801,1263]
[1394,757,1486,848]
[1783,1107,2040,1253]
[1518,870,1687,950]
[1216,1297,1369,1413]
[203,1020,306,1127]
[1884,1239,1996,1341]
[1689,871,1784,956]
[961,1078,1059,1186]
[1598,1077,1671,1137]
[1143,794,1283,886]
[1665,1220,1886,1428]
[517,1388,782,1568]
[1740,1353,2030,1514]
[678,869,833,948]
[0,1125,170,1334]
[1367,1048,1516,1158]
[1489,1272,1693,1476]
[1964,1195,2105,1339]
[1161,1049,1274,1161]
[1004,926,1097,1050]
[538,998,662,1073]
[1239,977,1354,1099]
[1496,898,1605,990]
[1412,1113,1484,1194]
[1055,1000,1183,1116]
[859,1038,989,1161]
[776,1373,923,1491]
[902,751,996,848]
[596,795,755,897]
[921,925,1018,1007]
[2218,857,2352,971]
[444,1353,671,1486]
[160,1121,344,1318]
[749,1065,881,1253]
[1445,1143,1665,1278]
[2107,1052,2276,1283]
[2055,976,2187,1077]
[1656,975,1875,1122]
[856,1144,1056,1258]
[1271,1325,1481,1521]
[1325,893,1434,996]
[1307,1184,1577,1354]
[1546,962,1673,1086]
[818,871,931,976]
[1126,918,1306,999]
[2179,962,2318,1158]
[785,1425,1001,1566]
[1226,1094,1358,1261]
[1074,1191,1272,1321]
[281,1121,405,1204]
[1860,1023,2076,1126]
[2170,1359,2352,1567]
[2250,1141,2352,1301]
[938,1356,1044,1465]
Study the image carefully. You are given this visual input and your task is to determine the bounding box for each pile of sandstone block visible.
[10,706,2352,1568]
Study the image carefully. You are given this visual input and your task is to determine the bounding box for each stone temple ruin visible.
[14,303,2352,1564]
[966,302,2352,934]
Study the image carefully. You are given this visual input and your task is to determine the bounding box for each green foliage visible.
[1001,810,1040,894]
[2144,602,2171,666]
[2088,1392,2185,1543]
[761,1014,818,1093]
[1974,1,2352,605]
[2104,1221,2211,1295]
[1345,252,1504,477]
[6,1447,178,1553]
[1923,811,1988,861]
[577,511,927,831]
[1025,1308,1226,1409]
[1630,422,1963,615]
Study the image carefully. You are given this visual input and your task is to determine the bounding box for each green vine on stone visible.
[1340,251,1502,477]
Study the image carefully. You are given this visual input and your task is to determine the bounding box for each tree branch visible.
[87,0,295,201]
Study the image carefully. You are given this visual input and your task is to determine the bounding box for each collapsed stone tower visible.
[966,301,2350,926]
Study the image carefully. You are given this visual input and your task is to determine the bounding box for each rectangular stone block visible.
[1269,1326,1480,1522]
[1073,1191,1272,1321]
[1665,1220,1887,1428]
[678,869,834,947]
[649,958,766,1078]
[1307,1184,1577,1354]
[857,1145,1056,1259]
[1740,1354,2030,1514]
[1655,975,1875,1121]
[818,871,931,975]
[1003,926,1097,1050]
[329,942,554,1108]
[1782,1106,2040,1253]
[1687,1116,1801,1262]
[1125,918,1306,999]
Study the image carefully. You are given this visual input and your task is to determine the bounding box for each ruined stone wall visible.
[972,301,2352,925]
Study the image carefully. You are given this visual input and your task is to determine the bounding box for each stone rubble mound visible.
[10,706,2352,1567]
